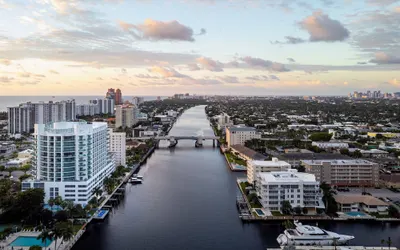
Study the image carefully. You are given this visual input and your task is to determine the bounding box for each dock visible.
[267,247,398,250]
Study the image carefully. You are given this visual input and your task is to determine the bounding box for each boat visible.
[277,221,354,246]
[132,174,143,180]
[129,177,142,184]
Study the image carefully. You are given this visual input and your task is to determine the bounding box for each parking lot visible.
[336,187,400,202]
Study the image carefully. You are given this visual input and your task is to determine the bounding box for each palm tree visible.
[48,198,55,212]
[37,229,51,248]
[51,222,65,250]
[60,222,74,247]
[320,182,336,213]
[92,186,103,198]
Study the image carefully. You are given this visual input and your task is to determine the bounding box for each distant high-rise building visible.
[106,88,116,101]
[89,98,115,115]
[132,97,144,106]
[7,100,76,135]
[115,105,138,128]
[115,89,122,105]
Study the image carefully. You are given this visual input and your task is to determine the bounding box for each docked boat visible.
[132,174,143,180]
[277,221,354,246]
[129,177,143,184]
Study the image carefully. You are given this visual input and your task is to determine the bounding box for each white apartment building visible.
[115,105,138,128]
[89,98,115,115]
[302,159,379,187]
[7,104,34,134]
[108,129,126,166]
[225,125,261,148]
[8,100,76,135]
[311,141,349,149]
[22,121,115,206]
[76,104,97,116]
[256,170,322,212]
[247,158,291,184]
[215,113,233,130]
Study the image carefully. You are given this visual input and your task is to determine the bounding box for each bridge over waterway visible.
[127,135,219,148]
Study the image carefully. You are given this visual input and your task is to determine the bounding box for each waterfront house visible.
[334,194,389,214]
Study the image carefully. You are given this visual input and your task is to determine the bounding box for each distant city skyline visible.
[0,0,399,95]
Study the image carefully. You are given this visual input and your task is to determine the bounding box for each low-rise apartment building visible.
[334,194,389,214]
[247,157,291,184]
[256,170,323,212]
[302,159,379,187]
[230,144,267,162]
[311,141,349,149]
[225,125,261,148]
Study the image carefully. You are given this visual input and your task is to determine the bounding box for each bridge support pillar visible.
[212,139,215,147]
[169,137,178,148]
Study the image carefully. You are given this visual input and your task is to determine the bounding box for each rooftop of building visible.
[19,149,34,154]
[302,159,376,166]
[7,158,30,164]
[250,157,291,167]
[230,145,267,161]
[44,121,107,130]
[279,153,353,161]
[226,125,256,132]
[258,170,317,183]
[334,194,388,206]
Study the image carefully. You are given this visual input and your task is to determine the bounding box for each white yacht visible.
[133,174,143,180]
[130,177,143,184]
[277,221,354,246]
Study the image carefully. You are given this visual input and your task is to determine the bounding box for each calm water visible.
[73,106,400,250]
[0,96,165,112]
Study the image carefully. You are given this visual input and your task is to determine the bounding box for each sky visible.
[0,0,399,96]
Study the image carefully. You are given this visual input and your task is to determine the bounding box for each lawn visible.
[271,211,284,216]
[238,181,262,209]
[225,152,246,166]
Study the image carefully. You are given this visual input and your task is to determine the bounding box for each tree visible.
[302,207,308,215]
[92,185,103,198]
[37,229,52,248]
[309,132,332,142]
[54,210,68,222]
[0,165,5,172]
[294,206,302,215]
[29,246,42,250]
[320,182,338,214]
[54,196,63,207]
[376,134,384,140]
[48,198,55,211]
[40,209,54,227]
[13,188,44,223]
[388,205,399,218]
[60,222,74,245]
[281,200,292,215]
[297,165,306,173]
[353,150,363,158]
[19,174,32,182]
[51,222,65,250]
[282,220,295,229]
[340,148,350,155]
[19,164,31,174]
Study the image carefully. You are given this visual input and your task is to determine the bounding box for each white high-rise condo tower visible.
[22,121,115,206]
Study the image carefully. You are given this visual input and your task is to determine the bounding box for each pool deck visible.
[0,231,58,250]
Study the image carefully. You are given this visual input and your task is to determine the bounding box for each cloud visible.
[370,52,400,64]
[216,76,239,83]
[269,75,280,80]
[275,36,306,44]
[134,73,160,79]
[287,58,296,63]
[343,81,349,85]
[366,0,399,5]
[96,77,103,80]
[119,19,203,42]
[111,77,120,81]
[187,63,200,71]
[148,66,188,78]
[240,56,289,72]
[299,11,350,42]
[388,78,399,86]
[198,28,207,36]
[183,78,222,85]
[49,70,60,74]
[245,75,269,81]
[196,57,224,72]
[0,76,14,83]
[18,72,31,78]
[121,68,127,74]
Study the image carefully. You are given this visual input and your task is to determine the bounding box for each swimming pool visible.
[346,211,367,217]
[9,236,52,247]
[254,209,265,216]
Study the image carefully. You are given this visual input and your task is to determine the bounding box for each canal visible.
[73,105,400,250]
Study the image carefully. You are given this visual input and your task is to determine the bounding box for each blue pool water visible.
[10,236,52,247]
[255,209,265,216]
[346,211,367,216]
